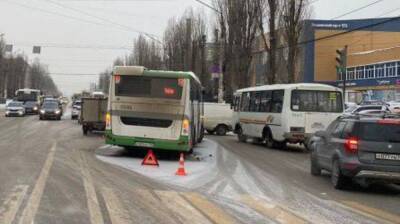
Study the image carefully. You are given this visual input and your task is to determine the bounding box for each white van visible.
[203,102,233,135]
[232,83,344,148]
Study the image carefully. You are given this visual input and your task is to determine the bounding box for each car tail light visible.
[344,137,358,154]
[106,112,111,128]
[182,119,190,136]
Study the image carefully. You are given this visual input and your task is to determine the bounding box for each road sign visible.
[141,150,159,166]
[33,46,41,54]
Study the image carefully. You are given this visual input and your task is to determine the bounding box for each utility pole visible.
[185,18,192,71]
[200,34,207,85]
[336,45,348,102]
[217,27,225,103]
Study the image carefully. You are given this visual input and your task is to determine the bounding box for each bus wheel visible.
[216,124,228,136]
[237,127,247,143]
[265,131,274,148]
[82,126,88,135]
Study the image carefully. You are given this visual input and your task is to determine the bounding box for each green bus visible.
[105,66,204,152]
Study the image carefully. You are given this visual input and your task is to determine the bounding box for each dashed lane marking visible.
[182,192,237,224]
[78,151,105,224]
[341,200,400,224]
[155,190,212,224]
[19,142,57,224]
[101,187,131,224]
[0,185,28,224]
[240,195,308,224]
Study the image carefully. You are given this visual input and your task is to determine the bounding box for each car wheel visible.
[331,159,350,189]
[216,124,227,136]
[237,127,247,143]
[310,152,322,176]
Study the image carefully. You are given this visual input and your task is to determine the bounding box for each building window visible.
[386,62,396,77]
[356,66,364,79]
[376,64,384,78]
[346,68,355,80]
[366,65,374,79]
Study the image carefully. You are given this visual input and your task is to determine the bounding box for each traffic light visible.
[335,45,348,78]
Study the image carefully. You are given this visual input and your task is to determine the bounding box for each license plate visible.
[134,142,154,148]
[375,153,400,161]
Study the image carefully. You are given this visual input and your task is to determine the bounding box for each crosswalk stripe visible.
[341,200,400,224]
[240,195,307,224]
[79,151,105,224]
[101,187,131,224]
[155,191,212,224]
[0,185,29,224]
[182,192,237,224]
[19,142,57,224]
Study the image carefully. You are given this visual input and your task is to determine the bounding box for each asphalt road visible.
[0,111,399,224]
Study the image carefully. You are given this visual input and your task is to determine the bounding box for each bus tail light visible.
[106,112,111,129]
[182,119,190,136]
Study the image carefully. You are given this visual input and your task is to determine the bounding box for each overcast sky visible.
[1,0,400,96]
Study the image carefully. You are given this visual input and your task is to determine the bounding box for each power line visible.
[49,73,99,76]
[193,0,219,13]
[331,0,385,20]
[41,0,163,44]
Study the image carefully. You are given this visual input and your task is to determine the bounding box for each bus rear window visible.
[115,76,183,99]
[291,90,343,112]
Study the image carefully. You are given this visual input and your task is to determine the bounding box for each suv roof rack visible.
[340,112,400,120]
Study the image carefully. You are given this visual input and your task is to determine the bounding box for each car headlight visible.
[18,111,23,114]
[40,110,45,114]
[5,111,9,115]
[33,106,38,110]
[55,110,61,114]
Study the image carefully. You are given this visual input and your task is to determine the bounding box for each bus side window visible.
[260,91,272,112]
[271,90,284,113]
[240,92,250,112]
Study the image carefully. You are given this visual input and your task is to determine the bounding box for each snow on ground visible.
[96,139,218,189]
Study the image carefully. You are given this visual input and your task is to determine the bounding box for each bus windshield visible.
[291,90,343,112]
[16,91,39,102]
[115,76,183,100]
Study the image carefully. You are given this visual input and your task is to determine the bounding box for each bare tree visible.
[164,9,207,76]
[213,0,261,99]
[281,0,309,83]
[127,35,163,69]
[256,0,280,84]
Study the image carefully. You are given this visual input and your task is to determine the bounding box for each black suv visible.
[309,114,400,189]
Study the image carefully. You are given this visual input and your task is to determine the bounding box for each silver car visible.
[5,101,26,117]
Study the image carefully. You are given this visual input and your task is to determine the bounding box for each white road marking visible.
[19,142,57,224]
[79,151,104,224]
[0,185,29,224]
[155,190,212,224]
[101,187,131,224]
[240,195,308,224]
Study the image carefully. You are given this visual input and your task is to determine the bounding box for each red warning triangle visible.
[141,150,159,166]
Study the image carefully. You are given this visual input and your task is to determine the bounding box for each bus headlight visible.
[181,119,190,136]
[106,112,111,128]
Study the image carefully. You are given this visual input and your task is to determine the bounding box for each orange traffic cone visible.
[175,153,187,176]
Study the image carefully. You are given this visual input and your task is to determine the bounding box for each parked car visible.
[344,105,389,115]
[71,100,82,120]
[309,114,400,189]
[39,101,62,120]
[5,101,25,117]
[387,101,400,114]
[203,102,233,135]
[24,101,39,114]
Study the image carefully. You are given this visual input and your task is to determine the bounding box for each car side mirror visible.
[315,130,327,140]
